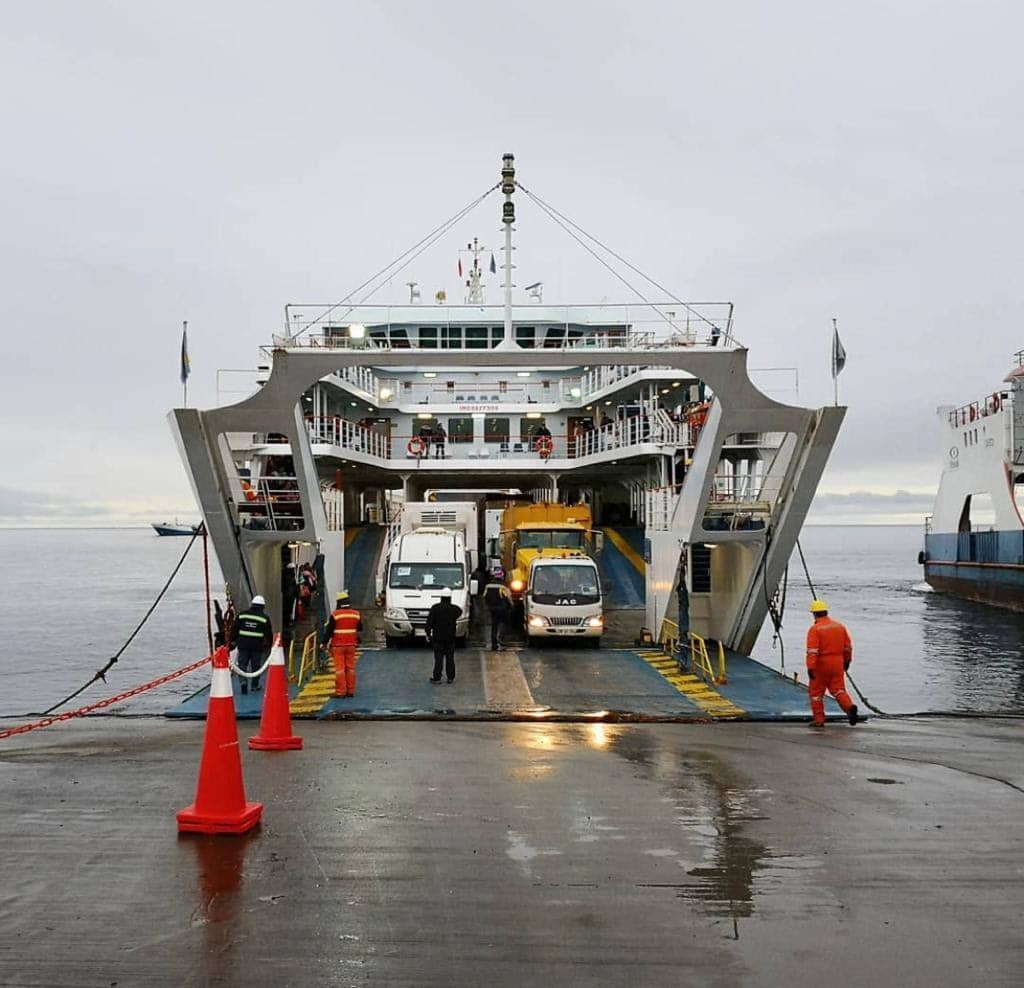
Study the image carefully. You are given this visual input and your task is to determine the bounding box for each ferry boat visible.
[151,520,199,537]
[169,153,844,657]
[921,351,1024,610]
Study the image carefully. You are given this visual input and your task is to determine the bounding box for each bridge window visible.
[484,417,510,443]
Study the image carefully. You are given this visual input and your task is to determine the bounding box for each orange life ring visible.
[241,480,258,502]
[969,406,976,422]
[535,435,554,457]
[992,393,1001,412]
[407,436,427,456]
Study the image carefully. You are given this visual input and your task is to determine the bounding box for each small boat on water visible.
[920,350,1024,610]
[152,521,198,537]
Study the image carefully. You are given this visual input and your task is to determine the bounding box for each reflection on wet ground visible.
[508,722,809,928]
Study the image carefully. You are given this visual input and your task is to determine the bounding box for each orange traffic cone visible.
[248,634,303,751]
[178,646,263,834]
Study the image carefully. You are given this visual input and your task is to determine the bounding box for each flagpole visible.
[182,320,188,408]
[832,318,838,407]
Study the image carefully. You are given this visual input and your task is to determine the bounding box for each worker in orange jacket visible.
[806,599,859,728]
[323,590,361,698]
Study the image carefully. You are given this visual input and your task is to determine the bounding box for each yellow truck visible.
[493,503,605,644]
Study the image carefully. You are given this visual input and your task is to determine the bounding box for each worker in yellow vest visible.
[323,590,362,698]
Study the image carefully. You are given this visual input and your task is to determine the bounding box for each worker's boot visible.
[847,704,860,726]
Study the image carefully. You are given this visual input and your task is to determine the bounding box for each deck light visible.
[516,372,531,378]
[671,381,681,387]
[379,387,394,401]
[350,401,358,406]
[424,372,438,378]
[417,413,433,420]
[348,324,366,339]
[526,412,542,419]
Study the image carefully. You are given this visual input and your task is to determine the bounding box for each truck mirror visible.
[470,579,479,595]
[487,538,498,556]
[375,576,384,597]
[594,531,605,553]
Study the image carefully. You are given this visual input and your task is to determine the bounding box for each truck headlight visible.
[384,607,407,620]
[586,615,604,628]
[510,579,525,592]
[528,615,547,628]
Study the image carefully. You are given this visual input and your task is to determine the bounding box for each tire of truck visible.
[385,634,399,648]
[586,637,602,650]
[456,635,467,647]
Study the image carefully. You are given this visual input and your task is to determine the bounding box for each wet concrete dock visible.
[1,716,1022,985]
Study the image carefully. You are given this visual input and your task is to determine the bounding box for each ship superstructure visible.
[922,351,1024,610]
[170,154,844,655]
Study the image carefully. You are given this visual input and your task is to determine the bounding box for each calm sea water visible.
[1,526,1022,718]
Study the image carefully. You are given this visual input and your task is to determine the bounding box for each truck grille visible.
[405,608,430,622]
[548,617,583,627]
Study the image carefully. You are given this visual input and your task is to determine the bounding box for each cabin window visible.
[490,326,504,347]
[515,326,535,348]
[485,417,510,443]
[419,327,438,348]
[520,417,547,442]
[442,326,462,349]
[446,417,474,444]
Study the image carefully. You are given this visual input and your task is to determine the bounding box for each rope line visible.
[516,181,722,333]
[40,525,205,716]
[289,182,501,340]
[228,652,274,680]
[0,653,214,742]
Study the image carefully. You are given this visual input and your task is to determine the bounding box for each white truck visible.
[377,501,479,647]
[524,555,604,646]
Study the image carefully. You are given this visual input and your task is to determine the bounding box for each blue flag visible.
[180,323,191,384]
[489,253,497,274]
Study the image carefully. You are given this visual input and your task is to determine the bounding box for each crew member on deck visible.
[806,599,859,728]
[231,594,273,695]
[324,590,361,698]
[425,590,462,684]
[483,575,512,650]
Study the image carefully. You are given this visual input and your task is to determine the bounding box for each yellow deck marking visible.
[635,649,745,718]
[344,528,361,547]
[602,527,646,575]
[289,650,362,715]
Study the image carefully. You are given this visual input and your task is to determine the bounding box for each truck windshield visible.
[518,530,585,550]
[389,563,465,590]
[532,565,599,597]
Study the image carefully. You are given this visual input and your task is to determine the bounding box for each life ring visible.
[407,436,427,456]
[969,406,976,422]
[241,480,258,502]
[992,393,1001,413]
[535,436,554,457]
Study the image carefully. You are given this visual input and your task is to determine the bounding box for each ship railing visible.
[645,475,776,532]
[235,476,305,532]
[332,365,380,398]
[688,632,728,685]
[948,391,1007,427]
[272,301,737,350]
[306,417,391,460]
[321,486,344,532]
[659,618,682,657]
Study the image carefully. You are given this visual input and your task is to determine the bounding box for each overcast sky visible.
[2,0,1022,526]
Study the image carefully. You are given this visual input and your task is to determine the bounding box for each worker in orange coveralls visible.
[323,590,361,698]
[806,599,859,728]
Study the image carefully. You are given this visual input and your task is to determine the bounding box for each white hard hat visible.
[251,594,266,606]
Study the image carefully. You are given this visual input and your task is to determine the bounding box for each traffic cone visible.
[178,646,263,834]
[248,634,303,751]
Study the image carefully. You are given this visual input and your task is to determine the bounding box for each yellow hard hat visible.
[336,590,350,603]
[809,599,828,614]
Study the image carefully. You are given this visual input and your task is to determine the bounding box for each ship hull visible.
[924,564,1024,612]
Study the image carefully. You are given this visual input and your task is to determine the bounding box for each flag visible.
[831,322,846,379]
[489,253,497,274]
[180,323,191,385]
[457,258,463,278]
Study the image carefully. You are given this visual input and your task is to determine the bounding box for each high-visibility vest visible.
[237,610,269,642]
[331,608,361,645]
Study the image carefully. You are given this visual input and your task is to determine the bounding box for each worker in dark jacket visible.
[425,590,462,684]
[483,576,512,650]
[231,594,273,694]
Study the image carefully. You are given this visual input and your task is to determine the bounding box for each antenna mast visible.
[499,152,516,349]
